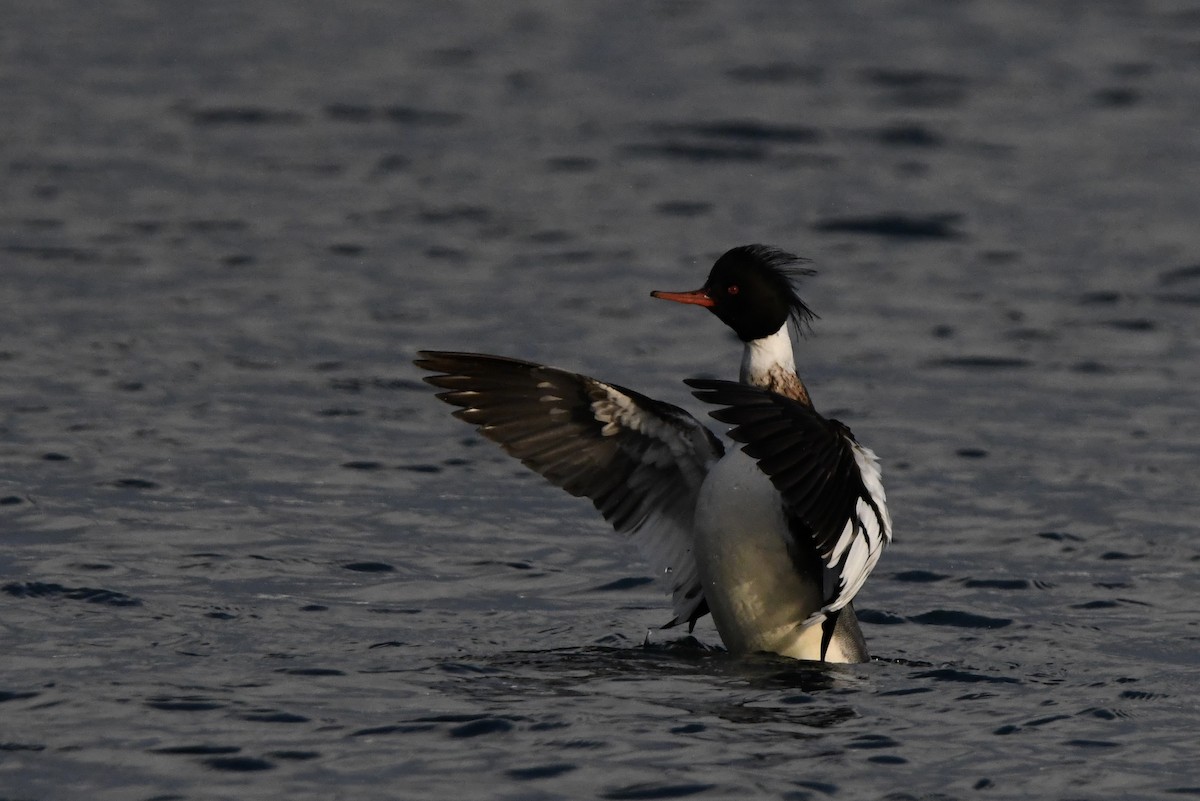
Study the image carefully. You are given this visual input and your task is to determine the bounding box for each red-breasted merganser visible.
[415,244,892,663]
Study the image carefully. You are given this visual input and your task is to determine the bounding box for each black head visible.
[652,245,816,341]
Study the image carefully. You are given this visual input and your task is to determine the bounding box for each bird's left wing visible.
[416,351,725,629]
[686,378,892,628]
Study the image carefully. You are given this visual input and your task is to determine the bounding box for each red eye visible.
[727,284,740,295]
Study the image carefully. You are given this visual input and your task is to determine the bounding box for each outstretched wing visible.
[416,351,725,629]
[686,378,891,628]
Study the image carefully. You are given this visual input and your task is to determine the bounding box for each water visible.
[3,1,1200,798]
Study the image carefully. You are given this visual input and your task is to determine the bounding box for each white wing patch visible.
[800,440,892,628]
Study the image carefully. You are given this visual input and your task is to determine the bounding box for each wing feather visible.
[417,351,725,629]
[686,377,892,628]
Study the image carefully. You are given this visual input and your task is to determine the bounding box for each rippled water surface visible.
[4,1,1200,799]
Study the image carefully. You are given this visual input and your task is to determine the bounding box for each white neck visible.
[740,323,795,385]
[739,323,812,406]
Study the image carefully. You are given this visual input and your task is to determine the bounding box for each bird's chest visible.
[692,450,821,653]
[694,450,788,568]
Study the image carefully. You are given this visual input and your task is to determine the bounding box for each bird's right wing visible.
[686,378,892,630]
[416,351,725,629]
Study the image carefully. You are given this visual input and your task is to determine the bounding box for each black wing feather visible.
[417,351,725,630]
[686,377,891,624]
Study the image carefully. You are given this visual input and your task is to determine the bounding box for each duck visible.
[415,244,892,662]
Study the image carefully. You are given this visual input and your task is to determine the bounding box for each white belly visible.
[693,450,833,660]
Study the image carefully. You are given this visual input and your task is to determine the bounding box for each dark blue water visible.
[4,1,1200,798]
